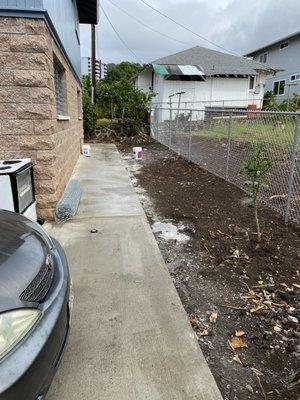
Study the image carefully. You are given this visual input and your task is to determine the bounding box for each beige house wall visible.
[0,17,83,220]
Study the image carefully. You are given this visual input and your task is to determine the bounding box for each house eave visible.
[76,0,98,24]
[244,30,300,56]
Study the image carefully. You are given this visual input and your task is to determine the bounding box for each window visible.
[273,80,285,96]
[291,73,300,82]
[259,53,267,63]
[280,41,289,50]
[249,76,255,90]
[77,90,82,118]
[54,60,67,115]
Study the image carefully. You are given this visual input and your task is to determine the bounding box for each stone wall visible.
[0,17,83,219]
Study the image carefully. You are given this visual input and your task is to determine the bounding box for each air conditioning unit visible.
[0,159,37,221]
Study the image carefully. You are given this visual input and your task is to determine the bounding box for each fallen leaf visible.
[235,330,246,337]
[199,329,209,337]
[189,315,200,328]
[292,283,300,289]
[230,249,240,259]
[233,354,243,365]
[209,312,218,323]
[251,367,264,377]
[273,325,282,332]
[250,306,265,313]
[227,336,248,352]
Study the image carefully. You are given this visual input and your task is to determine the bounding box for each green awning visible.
[153,64,169,76]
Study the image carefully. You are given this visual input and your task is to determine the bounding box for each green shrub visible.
[82,75,99,138]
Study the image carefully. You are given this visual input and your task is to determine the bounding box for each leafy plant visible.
[103,61,143,84]
[96,77,154,134]
[263,92,300,112]
[244,144,273,242]
[82,75,100,138]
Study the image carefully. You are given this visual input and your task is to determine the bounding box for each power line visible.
[105,0,190,46]
[137,0,241,57]
[100,4,143,64]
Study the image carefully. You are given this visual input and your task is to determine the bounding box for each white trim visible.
[78,117,83,120]
[273,79,286,96]
[290,73,300,82]
[57,115,71,121]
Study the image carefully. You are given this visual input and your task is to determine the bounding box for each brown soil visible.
[117,135,300,400]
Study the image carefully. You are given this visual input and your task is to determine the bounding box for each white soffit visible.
[178,65,205,75]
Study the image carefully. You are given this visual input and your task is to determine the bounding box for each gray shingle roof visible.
[152,46,278,76]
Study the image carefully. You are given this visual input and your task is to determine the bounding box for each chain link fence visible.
[150,106,300,224]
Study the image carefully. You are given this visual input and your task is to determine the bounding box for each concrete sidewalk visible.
[45,144,222,400]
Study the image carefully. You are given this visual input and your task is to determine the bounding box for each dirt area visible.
[155,130,300,224]
[116,135,300,400]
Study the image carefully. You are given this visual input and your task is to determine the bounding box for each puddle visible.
[152,221,189,243]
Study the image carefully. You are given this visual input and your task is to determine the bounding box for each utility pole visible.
[91,24,96,103]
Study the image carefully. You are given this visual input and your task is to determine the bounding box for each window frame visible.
[249,75,255,91]
[259,52,268,63]
[290,73,300,82]
[279,41,289,50]
[273,79,286,96]
[53,57,68,117]
[77,89,83,119]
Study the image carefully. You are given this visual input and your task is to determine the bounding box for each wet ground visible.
[118,135,300,400]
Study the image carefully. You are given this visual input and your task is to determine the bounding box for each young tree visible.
[96,78,153,134]
[82,75,99,138]
[104,61,143,84]
[244,144,273,242]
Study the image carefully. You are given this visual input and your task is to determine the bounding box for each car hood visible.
[0,210,53,312]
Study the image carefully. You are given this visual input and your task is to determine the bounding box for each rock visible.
[287,315,299,324]
[246,384,254,394]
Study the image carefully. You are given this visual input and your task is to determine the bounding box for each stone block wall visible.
[0,17,83,219]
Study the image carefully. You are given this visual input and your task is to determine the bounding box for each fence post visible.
[169,105,172,148]
[285,115,300,223]
[188,111,193,161]
[225,113,232,180]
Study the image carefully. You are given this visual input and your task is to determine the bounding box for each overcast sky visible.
[80,0,300,64]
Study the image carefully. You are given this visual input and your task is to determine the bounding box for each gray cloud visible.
[80,0,300,63]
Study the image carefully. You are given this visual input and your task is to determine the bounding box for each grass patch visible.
[192,117,295,147]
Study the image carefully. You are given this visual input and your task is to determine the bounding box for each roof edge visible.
[244,30,300,56]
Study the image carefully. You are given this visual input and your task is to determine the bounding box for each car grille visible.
[20,263,54,303]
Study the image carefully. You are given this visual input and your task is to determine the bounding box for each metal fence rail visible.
[150,107,300,224]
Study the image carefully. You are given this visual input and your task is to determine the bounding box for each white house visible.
[133,45,279,121]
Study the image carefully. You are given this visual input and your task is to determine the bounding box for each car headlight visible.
[0,309,40,360]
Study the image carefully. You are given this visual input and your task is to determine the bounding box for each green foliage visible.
[82,75,99,138]
[96,74,153,135]
[82,62,152,136]
[263,92,300,112]
[244,144,273,242]
[104,61,143,84]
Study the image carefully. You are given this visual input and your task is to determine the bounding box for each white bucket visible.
[133,146,143,160]
[133,146,142,153]
[82,144,91,157]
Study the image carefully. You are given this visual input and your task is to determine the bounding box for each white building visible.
[81,57,107,80]
[133,46,279,121]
